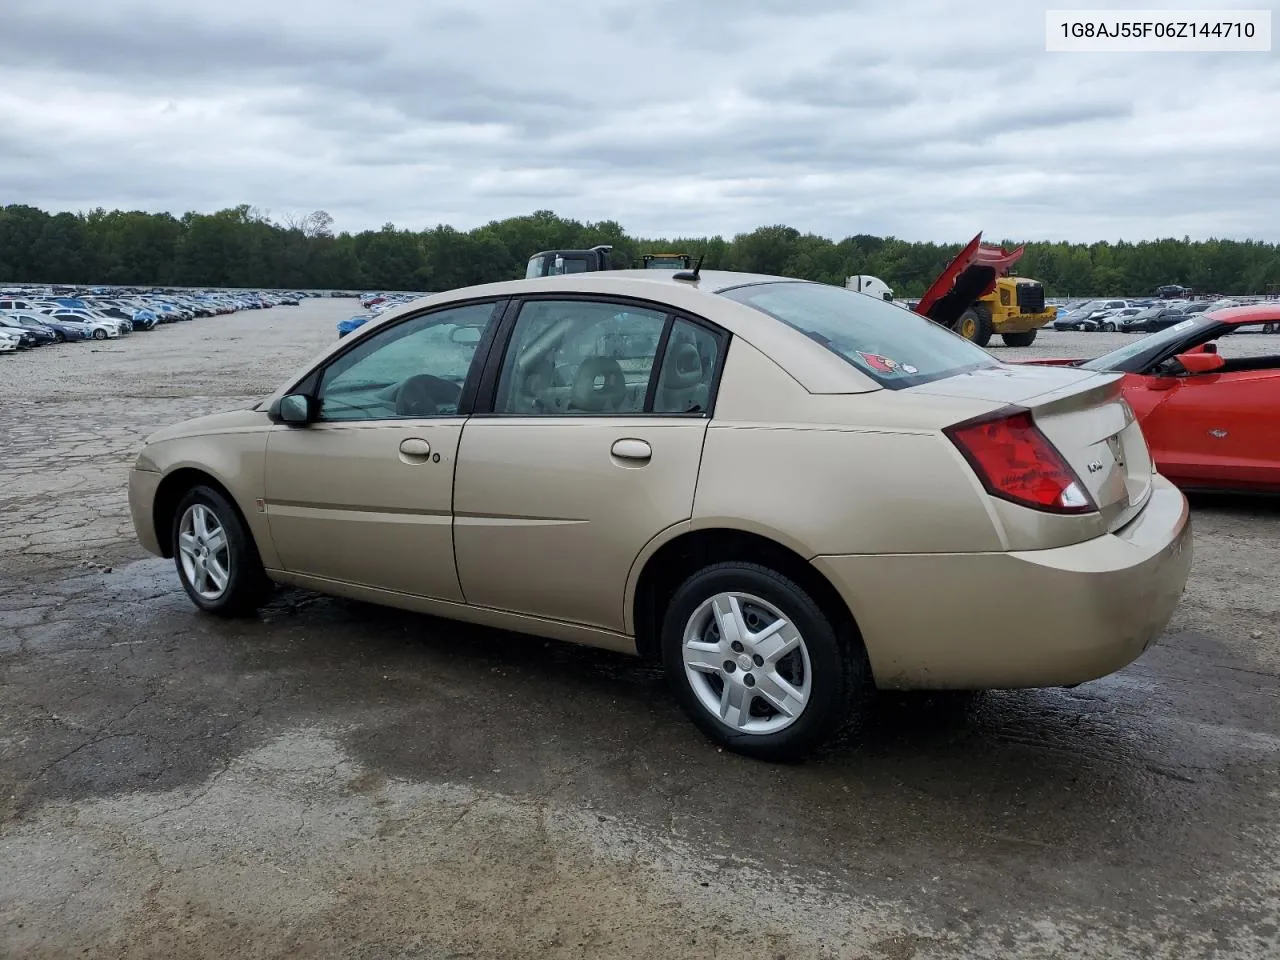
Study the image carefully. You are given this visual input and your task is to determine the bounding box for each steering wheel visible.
[395,374,462,417]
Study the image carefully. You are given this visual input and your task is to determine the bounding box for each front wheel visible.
[954,306,994,347]
[1100,321,1116,332]
[172,485,271,616]
[660,563,869,761]
[53,331,66,343]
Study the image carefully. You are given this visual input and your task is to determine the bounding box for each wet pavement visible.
[1,301,1278,959]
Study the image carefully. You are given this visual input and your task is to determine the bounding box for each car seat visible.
[656,338,708,413]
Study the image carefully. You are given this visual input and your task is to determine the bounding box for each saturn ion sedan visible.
[129,271,1192,760]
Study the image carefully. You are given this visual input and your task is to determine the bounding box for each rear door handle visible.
[611,438,652,462]
[399,437,432,457]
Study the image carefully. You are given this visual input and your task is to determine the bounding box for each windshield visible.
[1079,316,1212,371]
[718,281,998,389]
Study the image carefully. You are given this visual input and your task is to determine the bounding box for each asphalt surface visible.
[1,299,1278,959]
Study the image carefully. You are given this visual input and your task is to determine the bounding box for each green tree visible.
[2,203,1278,296]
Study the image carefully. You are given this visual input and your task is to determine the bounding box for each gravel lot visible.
[2,299,1277,959]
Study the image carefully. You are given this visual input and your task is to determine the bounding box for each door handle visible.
[611,438,651,462]
[399,437,432,457]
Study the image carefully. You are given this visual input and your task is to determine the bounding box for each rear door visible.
[453,297,726,632]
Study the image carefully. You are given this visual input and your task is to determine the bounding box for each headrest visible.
[663,340,703,388]
[571,356,626,411]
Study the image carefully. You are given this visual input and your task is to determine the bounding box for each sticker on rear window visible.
[1172,320,1195,331]
[857,351,910,374]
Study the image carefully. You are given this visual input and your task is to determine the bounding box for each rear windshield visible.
[718,281,998,389]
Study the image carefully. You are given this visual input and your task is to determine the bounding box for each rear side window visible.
[719,281,997,389]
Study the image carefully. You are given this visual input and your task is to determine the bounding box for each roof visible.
[268,270,878,404]
[1204,303,1280,325]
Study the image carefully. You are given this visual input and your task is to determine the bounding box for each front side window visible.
[493,300,669,415]
[719,281,997,389]
[317,301,498,421]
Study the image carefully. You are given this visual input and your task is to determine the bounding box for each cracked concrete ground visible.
[1,300,1278,959]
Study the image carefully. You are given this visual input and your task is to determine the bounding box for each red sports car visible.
[1018,304,1280,494]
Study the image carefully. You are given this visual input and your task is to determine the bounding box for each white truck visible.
[844,275,894,301]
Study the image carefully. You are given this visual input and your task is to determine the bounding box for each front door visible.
[1141,368,1279,489]
[263,300,502,599]
[453,298,726,631]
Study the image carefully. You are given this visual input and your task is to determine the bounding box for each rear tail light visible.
[944,406,1097,515]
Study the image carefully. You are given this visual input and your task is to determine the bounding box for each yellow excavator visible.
[908,233,1056,347]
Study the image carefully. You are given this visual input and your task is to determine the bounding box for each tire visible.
[660,562,869,761]
[171,485,272,616]
[954,305,993,347]
[1264,322,1277,334]
[54,331,66,343]
[1000,329,1038,347]
[1100,322,1116,332]
[92,328,107,340]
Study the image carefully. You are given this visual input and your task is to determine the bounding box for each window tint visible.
[719,281,997,389]
[653,319,719,414]
[317,301,496,421]
[494,300,668,415]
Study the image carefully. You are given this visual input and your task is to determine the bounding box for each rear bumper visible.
[813,476,1192,689]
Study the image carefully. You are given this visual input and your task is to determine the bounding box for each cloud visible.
[0,0,1278,243]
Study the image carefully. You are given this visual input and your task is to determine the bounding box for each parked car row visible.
[339,292,426,336]
[1052,296,1278,333]
[0,288,303,353]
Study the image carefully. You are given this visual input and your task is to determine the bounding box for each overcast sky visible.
[2,0,1277,243]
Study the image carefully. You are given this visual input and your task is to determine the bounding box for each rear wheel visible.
[1000,329,1038,347]
[53,331,66,343]
[92,328,107,340]
[954,305,993,347]
[661,562,868,761]
[172,485,271,616]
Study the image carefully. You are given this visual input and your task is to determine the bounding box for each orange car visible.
[1019,305,1280,494]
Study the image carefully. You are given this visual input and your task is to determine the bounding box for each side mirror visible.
[1177,351,1225,374]
[271,393,315,424]
[449,326,481,345]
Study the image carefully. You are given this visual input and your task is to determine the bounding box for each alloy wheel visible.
[177,503,232,601]
[681,592,812,735]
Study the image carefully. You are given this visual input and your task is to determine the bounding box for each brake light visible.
[945,406,1097,514]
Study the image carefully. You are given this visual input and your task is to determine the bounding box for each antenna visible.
[672,254,705,283]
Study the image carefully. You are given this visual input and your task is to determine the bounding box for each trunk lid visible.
[913,364,1153,531]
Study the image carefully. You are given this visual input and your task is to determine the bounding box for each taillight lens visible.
[945,406,1097,514]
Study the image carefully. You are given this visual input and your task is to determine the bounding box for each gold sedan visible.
[129,271,1193,760]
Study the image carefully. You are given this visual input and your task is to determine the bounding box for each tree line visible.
[3,203,1279,298]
